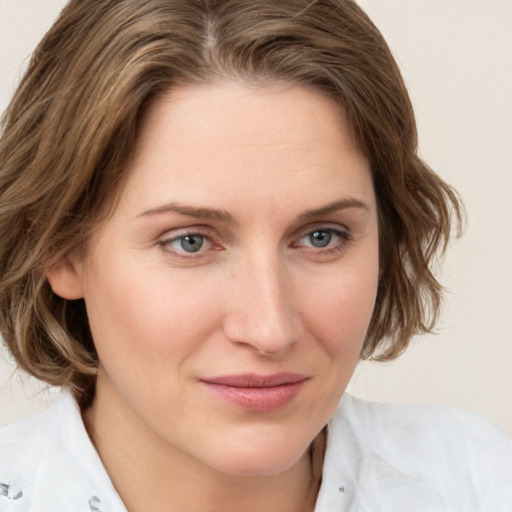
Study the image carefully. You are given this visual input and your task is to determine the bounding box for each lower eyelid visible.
[158,227,352,255]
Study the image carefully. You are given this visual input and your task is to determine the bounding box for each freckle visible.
[338,486,345,493]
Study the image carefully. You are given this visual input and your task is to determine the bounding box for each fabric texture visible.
[1,390,511,511]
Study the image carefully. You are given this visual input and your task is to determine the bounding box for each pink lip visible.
[199,373,309,413]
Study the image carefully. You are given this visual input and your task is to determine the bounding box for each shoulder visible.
[316,394,512,511]
[338,393,512,455]
[0,394,64,493]
[344,394,512,464]
[0,391,125,512]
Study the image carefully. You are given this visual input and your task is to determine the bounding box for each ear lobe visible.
[46,257,84,300]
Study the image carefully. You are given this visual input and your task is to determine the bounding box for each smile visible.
[199,373,309,413]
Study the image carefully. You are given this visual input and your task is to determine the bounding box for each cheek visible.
[301,262,379,358]
[82,256,224,367]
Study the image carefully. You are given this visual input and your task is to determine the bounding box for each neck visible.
[83,377,325,512]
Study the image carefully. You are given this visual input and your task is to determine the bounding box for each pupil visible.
[181,235,203,253]
[310,230,331,248]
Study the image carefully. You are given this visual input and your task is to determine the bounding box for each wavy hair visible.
[0,0,463,406]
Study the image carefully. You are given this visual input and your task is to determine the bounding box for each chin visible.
[205,438,311,478]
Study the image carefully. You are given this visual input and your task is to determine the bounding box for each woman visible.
[0,1,511,510]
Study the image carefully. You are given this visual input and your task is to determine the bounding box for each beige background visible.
[1,1,511,435]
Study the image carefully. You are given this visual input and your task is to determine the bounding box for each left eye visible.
[165,234,209,254]
[299,228,347,249]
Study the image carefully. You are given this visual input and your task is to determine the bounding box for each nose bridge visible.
[224,247,301,355]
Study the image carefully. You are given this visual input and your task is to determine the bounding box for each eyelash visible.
[157,230,216,260]
[157,226,352,259]
[293,226,352,255]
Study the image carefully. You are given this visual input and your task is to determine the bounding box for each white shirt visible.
[1,391,511,511]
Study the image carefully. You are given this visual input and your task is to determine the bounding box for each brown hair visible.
[0,0,463,406]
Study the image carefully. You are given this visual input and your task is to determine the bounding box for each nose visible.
[222,252,303,357]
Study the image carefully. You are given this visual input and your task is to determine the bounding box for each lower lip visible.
[201,381,306,413]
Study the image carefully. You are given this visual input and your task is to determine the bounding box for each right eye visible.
[159,233,212,256]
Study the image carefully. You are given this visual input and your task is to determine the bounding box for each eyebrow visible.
[138,197,368,223]
[298,198,369,220]
[139,203,235,223]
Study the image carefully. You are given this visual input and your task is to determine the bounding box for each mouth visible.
[199,373,309,413]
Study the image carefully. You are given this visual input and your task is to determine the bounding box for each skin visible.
[47,81,380,512]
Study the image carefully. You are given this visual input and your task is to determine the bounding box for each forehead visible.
[137,81,352,149]
[115,80,374,219]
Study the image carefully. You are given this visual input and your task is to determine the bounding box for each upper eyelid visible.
[156,223,350,246]
[294,222,350,238]
[156,224,211,240]
[157,225,215,240]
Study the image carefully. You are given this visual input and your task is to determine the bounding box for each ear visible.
[46,256,84,300]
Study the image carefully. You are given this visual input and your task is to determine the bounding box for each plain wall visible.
[1,1,511,435]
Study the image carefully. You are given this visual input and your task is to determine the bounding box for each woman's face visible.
[51,81,379,476]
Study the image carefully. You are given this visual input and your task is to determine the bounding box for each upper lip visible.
[200,373,309,388]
